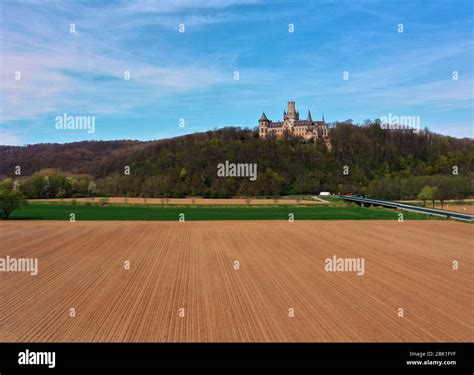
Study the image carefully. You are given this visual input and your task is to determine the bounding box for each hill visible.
[1,123,472,199]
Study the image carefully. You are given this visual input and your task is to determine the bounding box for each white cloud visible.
[121,0,259,13]
[0,1,234,123]
[0,129,23,145]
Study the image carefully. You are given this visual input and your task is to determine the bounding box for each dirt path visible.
[29,197,325,205]
[434,205,474,214]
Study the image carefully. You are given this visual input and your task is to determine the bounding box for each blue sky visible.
[1,0,473,145]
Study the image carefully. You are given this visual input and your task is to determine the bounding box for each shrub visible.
[0,189,27,219]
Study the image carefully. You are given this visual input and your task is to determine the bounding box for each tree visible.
[30,174,48,198]
[0,189,27,219]
[87,181,97,196]
[417,186,434,207]
[0,178,13,191]
[434,177,451,209]
[430,187,438,208]
[179,167,187,181]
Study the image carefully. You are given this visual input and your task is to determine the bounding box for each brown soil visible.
[0,220,472,342]
[29,197,326,205]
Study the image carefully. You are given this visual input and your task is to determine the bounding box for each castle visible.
[258,101,331,149]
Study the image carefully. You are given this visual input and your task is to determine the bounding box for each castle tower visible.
[307,110,312,122]
[286,101,299,120]
[258,112,269,138]
[288,101,295,114]
[259,112,269,126]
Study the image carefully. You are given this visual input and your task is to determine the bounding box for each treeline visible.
[366,175,471,201]
[5,169,95,199]
[0,140,145,176]
[1,123,472,199]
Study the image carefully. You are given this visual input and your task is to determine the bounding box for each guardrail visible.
[339,195,473,222]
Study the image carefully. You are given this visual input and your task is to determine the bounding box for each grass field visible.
[1,220,472,342]
[10,203,433,221]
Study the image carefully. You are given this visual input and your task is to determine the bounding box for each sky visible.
[0,0,473,145]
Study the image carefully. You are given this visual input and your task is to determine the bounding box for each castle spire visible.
[259,112,269,121]
[322,113,325,122]
[307,110,312,122]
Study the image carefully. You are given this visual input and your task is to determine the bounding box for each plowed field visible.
[1,220,472,342]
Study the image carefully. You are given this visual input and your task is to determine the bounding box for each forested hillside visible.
[1,122,472,199]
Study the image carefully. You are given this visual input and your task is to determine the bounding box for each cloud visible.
[0,0,236,123]
[121,0,259,13]
[1,0,472,140]
[0,129,23,145]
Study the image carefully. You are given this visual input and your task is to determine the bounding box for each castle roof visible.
[259,112,269,121]
[307,110,312,121]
